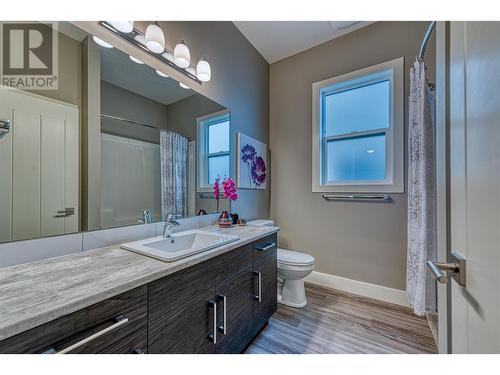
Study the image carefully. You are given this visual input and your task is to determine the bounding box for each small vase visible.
[218,210,232,228]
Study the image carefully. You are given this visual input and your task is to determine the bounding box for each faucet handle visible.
[166,213,181,221]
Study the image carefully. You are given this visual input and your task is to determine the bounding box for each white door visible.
[448,21,500,353]
[0,87,79,240]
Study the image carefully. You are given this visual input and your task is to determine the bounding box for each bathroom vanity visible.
[0,226,278,354]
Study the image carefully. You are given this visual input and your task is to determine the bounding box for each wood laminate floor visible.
[245,283,438,354]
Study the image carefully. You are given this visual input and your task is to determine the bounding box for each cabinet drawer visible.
[216,243,252,284]
[148,256,219,322]
[253,233,278,262]
[0,286,147,354]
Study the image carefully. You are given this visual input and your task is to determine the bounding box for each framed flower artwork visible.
[237,132,267,190]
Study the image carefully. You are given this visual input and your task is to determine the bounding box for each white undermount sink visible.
[120,229,240,262]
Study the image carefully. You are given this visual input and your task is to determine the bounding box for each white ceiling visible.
[233,21,374,63]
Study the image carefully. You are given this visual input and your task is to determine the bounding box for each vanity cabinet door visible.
[148,286,217,354]
[252,248,278,335]
[215,267,254,354]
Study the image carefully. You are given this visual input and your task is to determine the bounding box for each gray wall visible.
[100,81,165,144]
[166,94,225,140]
[33,29,82,107]
[269,22,435,290]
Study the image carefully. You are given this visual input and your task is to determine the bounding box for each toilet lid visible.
[278,248,315,266]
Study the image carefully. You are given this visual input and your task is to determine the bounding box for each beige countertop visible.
[0,224,279,342]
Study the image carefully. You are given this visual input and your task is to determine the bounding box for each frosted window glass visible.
[324,80,390,136]
[208,155,229,184]
[326,134,386,182]
[208,121,229,153]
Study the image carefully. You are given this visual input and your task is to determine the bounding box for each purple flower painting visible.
[237,133,267,189]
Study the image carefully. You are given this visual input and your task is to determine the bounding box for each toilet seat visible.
[278,248,315,267]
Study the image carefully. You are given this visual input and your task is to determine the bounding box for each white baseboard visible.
[305,271,409,307]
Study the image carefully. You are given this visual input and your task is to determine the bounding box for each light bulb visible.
[129,55,144,64]
[179,82,190,89]
[196,57,211,82]
[93,36,113,48]
[174,41,190,68]
[156,70,169,78]
[145,24,165,53]
[109,21,134,33]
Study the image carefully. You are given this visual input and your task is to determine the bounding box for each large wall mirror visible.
[0,21,231,243]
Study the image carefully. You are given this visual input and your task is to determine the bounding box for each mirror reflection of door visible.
[0,88,79,242]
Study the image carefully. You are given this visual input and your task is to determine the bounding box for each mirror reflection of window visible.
[207,119,230,184]
[197,111,230,190]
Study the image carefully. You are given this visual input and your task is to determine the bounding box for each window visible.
[312,57,404,193]
[197,110,230,191]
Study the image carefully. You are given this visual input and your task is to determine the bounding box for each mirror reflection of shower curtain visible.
[160,129,188,219]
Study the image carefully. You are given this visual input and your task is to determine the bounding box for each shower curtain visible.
[160,129,188,219]
[406,59,437,316]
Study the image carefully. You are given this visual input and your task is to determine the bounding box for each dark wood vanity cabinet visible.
[148,233,277,354]
[0,286,148,354]
[0,233,278,354]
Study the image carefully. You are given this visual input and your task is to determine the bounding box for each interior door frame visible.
[435,21,451,354]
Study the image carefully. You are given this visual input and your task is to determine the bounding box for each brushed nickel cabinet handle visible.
[253,271,262,302]
[208,300,217,344]
[43,315,129,354]
[132,348,145,354]
[217,294,227,335]
[255,242,276,252]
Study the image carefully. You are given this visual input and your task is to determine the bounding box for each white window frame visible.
[197,110,230,192]
[312,57,404,193]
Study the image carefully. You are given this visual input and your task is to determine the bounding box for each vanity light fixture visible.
[108,21,134,33]
[174,41,190,68]
[99,21,208,84]
[145,23,165,53]
[93,36,113,48]
[179,82,190,89]
[129,55,144,64]
[162,51,175,63]
[156,70,169,78]
[196,57,211,82]
[134,34,147,46]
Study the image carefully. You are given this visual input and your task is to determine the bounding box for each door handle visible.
[55,208,75,218]
[0,118,10,140]
[253,271,262,302]
[217,294,227,335]
[208,300,217,344]
[427,251,466,287]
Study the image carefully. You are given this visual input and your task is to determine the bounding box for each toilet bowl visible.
[277,248,315,307]
[247,220,315,308]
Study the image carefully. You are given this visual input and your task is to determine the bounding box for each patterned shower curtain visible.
[160,129,188,219]
[406,59,437,316]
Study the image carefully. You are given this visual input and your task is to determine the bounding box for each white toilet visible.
[247,220,315,308]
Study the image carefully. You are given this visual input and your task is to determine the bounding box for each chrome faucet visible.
[163,213,181,241]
